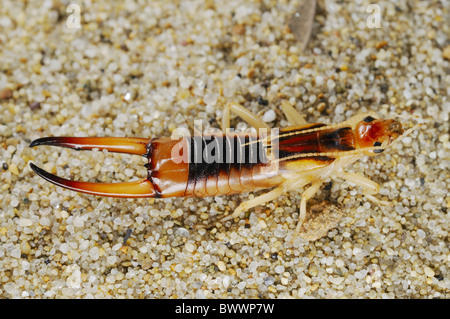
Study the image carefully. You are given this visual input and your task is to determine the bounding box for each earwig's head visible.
[355,115,404,156]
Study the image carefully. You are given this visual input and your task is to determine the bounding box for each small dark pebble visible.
[256,96,269,106]
[323,182,333,190]
[123,228,133,244]
[261,81,270,88]
[29,101,41,110]
[44,258,51,264]
[2,163,8,170]
[23,197,29,204]
[271,252,278,260]
[420,177,425,186]
[380,84,389,93]
[100,34,112,44]
[435,274,444,281]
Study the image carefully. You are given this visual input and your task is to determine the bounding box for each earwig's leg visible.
[222,102,270,131]
[222,104,231,130]
[215,186,286,225]
[280,100,307,126]
[340,172,380,194]
[340,172,390,207]
[364,194,391,207]
[296,180,323,232]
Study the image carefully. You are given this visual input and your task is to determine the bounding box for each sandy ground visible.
[0,0,448,298]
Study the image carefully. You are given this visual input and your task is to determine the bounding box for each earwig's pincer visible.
[29,105,420,233]
[29,136,151,155]
[29,137,155,197]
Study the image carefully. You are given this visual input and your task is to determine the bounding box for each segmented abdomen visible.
[146,134,281,198]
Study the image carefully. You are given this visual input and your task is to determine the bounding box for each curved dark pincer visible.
[29,136,151,155]
[29,136,155,198]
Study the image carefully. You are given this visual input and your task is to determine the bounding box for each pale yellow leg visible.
[218,186,286,224]
[280,100,307,126]
[340,172,390,207]
[296,180,323,232]
[222,104,231,130]
[222,102,270,131]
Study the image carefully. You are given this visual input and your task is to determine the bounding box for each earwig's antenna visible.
[384,122,423,151]
[389,113,420,120]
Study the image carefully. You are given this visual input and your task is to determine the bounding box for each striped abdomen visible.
[146,133,282,198]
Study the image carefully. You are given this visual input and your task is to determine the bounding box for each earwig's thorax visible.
[354,117,404,155]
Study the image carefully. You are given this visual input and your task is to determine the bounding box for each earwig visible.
[29,101,421,232]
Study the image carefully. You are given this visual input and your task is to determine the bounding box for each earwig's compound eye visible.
[363,116,375,123]
[373,141,384,153]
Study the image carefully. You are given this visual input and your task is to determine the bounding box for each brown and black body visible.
[28,114,404,199]
[29,110,416,231]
